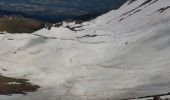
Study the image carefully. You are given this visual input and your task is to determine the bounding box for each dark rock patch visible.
[119,18,125,22]
[77,34,99,39]
[146,0,159,7]
[119,9,142,22]
[157,6,170,13]
[122,0,153,16]
[128,9,142,17]
[66,25,83,32]
[0,75,40,95]
[124,92,170,100]
[44,23,53,30]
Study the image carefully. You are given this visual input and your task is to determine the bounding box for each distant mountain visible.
[0,0,127,22]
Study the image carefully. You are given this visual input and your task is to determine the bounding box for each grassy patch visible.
[0,15,45,33]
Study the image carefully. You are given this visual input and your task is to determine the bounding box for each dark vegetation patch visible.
[0,15,45,33]
[157,6,170,13]
[0,75,40,95]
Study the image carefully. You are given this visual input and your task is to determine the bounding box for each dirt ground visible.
[0,75,40,95]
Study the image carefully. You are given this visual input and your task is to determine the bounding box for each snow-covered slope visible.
[0,0,170,100]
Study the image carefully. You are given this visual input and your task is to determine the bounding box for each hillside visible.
[0,0,170,100]
[0,15,44,33]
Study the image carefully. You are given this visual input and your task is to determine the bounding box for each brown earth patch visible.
[0,75,40,95]
[0,15,45,33]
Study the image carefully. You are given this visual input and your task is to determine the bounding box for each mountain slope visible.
[0,0,170,100]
